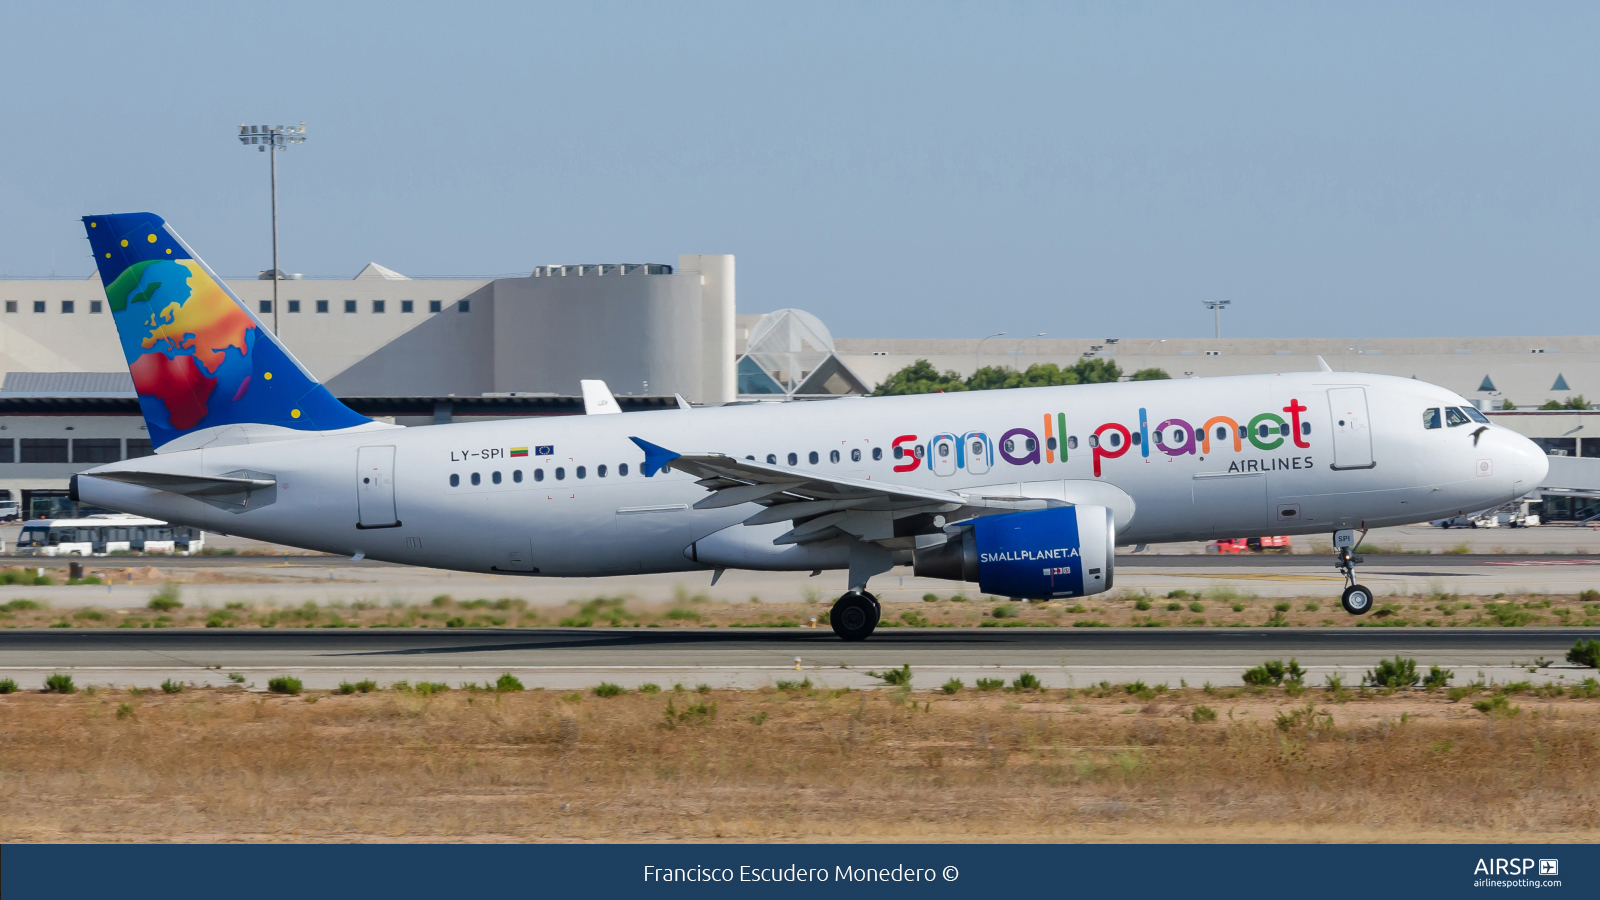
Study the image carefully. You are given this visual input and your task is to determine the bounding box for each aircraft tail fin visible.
[81,213,370,449]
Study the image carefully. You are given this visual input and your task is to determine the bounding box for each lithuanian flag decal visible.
[510,447,529,457]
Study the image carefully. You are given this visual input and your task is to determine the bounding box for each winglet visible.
[629,437,681,477]
[1316,355,1333,372]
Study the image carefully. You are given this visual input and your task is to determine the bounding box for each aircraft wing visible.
[630,437,1049,546]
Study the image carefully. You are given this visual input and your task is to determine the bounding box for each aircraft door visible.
[961,432,992,475]
[1327,388,1375,470]
[929,434,958,476]
[356,445,400,528]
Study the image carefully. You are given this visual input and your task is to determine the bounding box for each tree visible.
[1541,400,1565,410]
[1567,395,1590,410]
[1500,399,1517,411]
[872,360,968,396]
[1129,368,1172,381]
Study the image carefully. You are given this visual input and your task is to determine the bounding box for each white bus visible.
[14,515,205,556]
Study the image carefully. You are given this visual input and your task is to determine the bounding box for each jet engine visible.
[912,505,1114,600]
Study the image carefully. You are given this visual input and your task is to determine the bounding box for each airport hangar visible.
[0,257,1596,521]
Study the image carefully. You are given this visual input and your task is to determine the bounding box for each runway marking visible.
[1141,573,1344,582]
[1481,559,1600,566]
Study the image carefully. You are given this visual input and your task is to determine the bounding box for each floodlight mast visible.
[237,123,307,335]
[1202,300,1231,339]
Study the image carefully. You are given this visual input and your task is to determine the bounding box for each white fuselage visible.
[77,372,1548,577]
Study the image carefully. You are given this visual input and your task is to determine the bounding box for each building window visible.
[401,300,414,313]
[373,300,386,313]
[429,300,442,313]
[0,439,13,462]
[60,300,74,313]
[316,300,329,313]
[32,301,45,313]
[459,300,470,313]
[4,301,14,313]
[72,439,121,464]
[288,300,301,313]
[126,439,154,458]
[90,301,102,313]
[260,300,272,314]
[344,300,357,313]
[20,438,68,463]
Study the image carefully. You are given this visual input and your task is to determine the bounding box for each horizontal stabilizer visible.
[88,470,276,497]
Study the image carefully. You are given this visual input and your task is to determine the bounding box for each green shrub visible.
[44,672,76,694]
[73,608,108,622]
[1,598,42,611]
[228,673,246,684]
[1273,602,1291,613]
[696,683,712,694]
[1166,589,1190,599]
[1579,589,1599,603]
[413,681,449,696]
[495,673,525,692]
[1011,672,1041,692]
[1165,601,1183,611]
[639,683,661,694]
[868,664,913,687]
[160,678,184,694]
[0,678,15,694]
[774,678,812,692]
[445,616,467,628]
[1422,665,1453,689]
[991,604,1017,619]
[1366,656,1419,688]
[975,677,1005,691]
[147,584,182,612]
[1571,677,1600,699]
[1188,602,1205,613]
[1191,705,1217,723]
[593,682,625,697]
[116,702,136,719]
[941,678,963,695]
[1241,658,1306,686]
[336,679,378,694]
[1473,694,1520,717]
[1134,598,1152,611]
[1231,603,1245,613]
[267,675,303,695]
[948,594,968,603]
[922,593,940,602]
[1303,601,1320,612]
[1567,639,1600,668]
[665,608,702,621]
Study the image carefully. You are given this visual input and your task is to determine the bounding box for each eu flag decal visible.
[534,445,554,456]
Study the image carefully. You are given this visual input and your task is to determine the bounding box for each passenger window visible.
[1445,407,1470,427]
[556,467,566,480]
[534,469,544,482]
[766,454,776,464]
[1067,436,1077,450]
[1422,408,1441,429]
[470,473,481,486]
[450,474,459,487]
[1003,438,1014,453]
[492,471,502,484]
[872,447,882,461]
[788,453,798,466]
[851,448,861,462]
[598,465,607,477]
[1301,422,1311,436]
[1128,434,1138,447]
[513,470,522,483]
[619,463,629,476]
[1047,436,1059,450]
[830,450,840,463]
[937,442,950,458]
[1279,423,1289,436]
[1089,434,1099,448]
[1107,433,1120,448]
[1215,426,1227,440]
[894,446,905,459]
[914,445,924,458]
[808,451,819,464]
[576,466,586,479]
[1464,406,1490,424]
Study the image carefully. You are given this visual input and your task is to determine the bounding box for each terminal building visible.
[0,259,1597,522]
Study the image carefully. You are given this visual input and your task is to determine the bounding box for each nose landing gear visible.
[830,591,881,641]
[1334,528,1372,615]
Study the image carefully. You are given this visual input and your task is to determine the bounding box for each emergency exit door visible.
[1327,388,1375,470]
[356,445,400,528]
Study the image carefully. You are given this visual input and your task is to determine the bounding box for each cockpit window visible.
[1422,408,1441,429]
[1463,406,1490,424]
[1445,407,1470,427]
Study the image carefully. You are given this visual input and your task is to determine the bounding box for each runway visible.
[4,627,1593,692]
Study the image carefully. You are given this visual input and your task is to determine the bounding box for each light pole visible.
[976,332,1006,375]
[1202,300,1231,339]
[238,122,307,335]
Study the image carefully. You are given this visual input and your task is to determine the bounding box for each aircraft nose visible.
[1503,430,1549,494]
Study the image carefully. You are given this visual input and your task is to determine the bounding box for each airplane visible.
[71,212,1549,640]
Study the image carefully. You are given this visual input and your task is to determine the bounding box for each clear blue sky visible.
[2,2,1596,339]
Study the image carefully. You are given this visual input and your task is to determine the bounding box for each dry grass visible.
[1,683,1597,842]
[5,588,1599,630]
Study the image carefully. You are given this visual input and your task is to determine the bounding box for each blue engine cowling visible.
[912,505,1115,600]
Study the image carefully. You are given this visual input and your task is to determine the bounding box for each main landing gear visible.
[830,591,882,641]
[1333,528,1373,616]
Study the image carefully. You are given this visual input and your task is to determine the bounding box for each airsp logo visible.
[1539,859,1559,876]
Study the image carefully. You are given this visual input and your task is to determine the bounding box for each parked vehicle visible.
[0,500,19,522]
[13,515,204,556]
[1207,536,1292,554]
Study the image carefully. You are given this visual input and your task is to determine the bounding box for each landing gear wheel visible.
[1341,584,1373,616]
[830,592,878,641]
